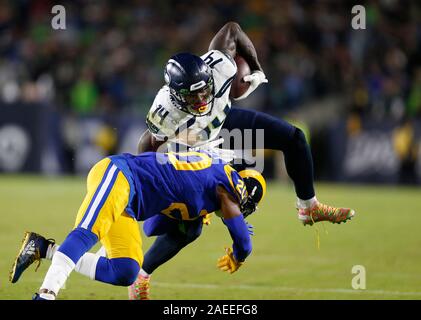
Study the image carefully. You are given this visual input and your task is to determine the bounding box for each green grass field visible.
[1,175,420,300]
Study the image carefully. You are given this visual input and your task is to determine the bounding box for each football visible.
[229,55,251,99]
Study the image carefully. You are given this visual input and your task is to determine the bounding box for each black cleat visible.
[32,293,46,300]
[32,292,55,300]
[9,231,55,284]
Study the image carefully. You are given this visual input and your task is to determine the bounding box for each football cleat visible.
[128,274,151,300]
[32,292,55,300]
[298,202,355,226]
[9,231,55,284]
[32,293,47,300]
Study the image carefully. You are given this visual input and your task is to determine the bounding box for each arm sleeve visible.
[224,214,252,262]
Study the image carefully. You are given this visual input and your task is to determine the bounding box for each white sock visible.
[74,252,101,280]
[139,268,150,278]
[297,196,318,209]
[40,251,75,297]
[46,244,59,260]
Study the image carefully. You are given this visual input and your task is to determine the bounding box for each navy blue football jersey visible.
[109,151,246,221]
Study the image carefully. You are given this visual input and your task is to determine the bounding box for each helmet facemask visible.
[171,76,215,116]
[241,184,262,218]
[164,53,215,117]
[238,170,266,218]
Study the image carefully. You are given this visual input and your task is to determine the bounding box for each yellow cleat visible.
[297,202,355,226]
[128,274,151,300]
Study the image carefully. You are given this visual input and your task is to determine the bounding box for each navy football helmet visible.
[164,53,214,116]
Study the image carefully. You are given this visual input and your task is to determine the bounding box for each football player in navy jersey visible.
[9,151,265,300]
[133,22,355,299]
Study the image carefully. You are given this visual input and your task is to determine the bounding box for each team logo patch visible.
[22,240,36,256]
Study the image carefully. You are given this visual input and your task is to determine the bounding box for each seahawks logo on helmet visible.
[238,169,266,218]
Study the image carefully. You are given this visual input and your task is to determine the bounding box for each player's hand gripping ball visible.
[229,55,268,101]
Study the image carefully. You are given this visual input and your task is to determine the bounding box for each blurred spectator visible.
[0,0,419,120]
[407,67,421,118]
[70,68,98,115]
[393,120,419,184]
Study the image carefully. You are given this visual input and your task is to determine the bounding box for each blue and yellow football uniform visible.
[74,151,246,267]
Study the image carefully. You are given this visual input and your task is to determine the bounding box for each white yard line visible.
[154,281,421,297]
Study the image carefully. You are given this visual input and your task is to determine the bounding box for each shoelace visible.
[312,203,339,221]
[310,211,328,250]
[34,248,42,272]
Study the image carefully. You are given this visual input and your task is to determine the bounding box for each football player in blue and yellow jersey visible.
[9,150,266,300]
[128,166,266,300]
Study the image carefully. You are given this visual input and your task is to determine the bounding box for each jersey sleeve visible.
[201,50,237,98]
[146,88,177,141]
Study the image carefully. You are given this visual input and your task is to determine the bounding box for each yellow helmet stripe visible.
[238,169,266,202]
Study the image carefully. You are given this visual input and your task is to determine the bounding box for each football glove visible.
[246,221,254,236]
[216,247,243,274]
[232,70,268,101]
[203,213,212,226]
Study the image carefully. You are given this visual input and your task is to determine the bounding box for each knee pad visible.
[110,258,140,286]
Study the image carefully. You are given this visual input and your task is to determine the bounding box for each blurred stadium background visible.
[0,0,421,299]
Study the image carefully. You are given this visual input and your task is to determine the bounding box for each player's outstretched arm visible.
[209,21,263,72]
[209,22,267,100]
[216,186,252,273]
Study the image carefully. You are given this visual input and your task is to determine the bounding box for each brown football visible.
[229,55,251,99]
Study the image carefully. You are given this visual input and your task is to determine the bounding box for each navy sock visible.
[223,107,315,200]
[282,127,315,200]
[142,220,203,274]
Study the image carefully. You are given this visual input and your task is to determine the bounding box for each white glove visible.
[233,70,268,101]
